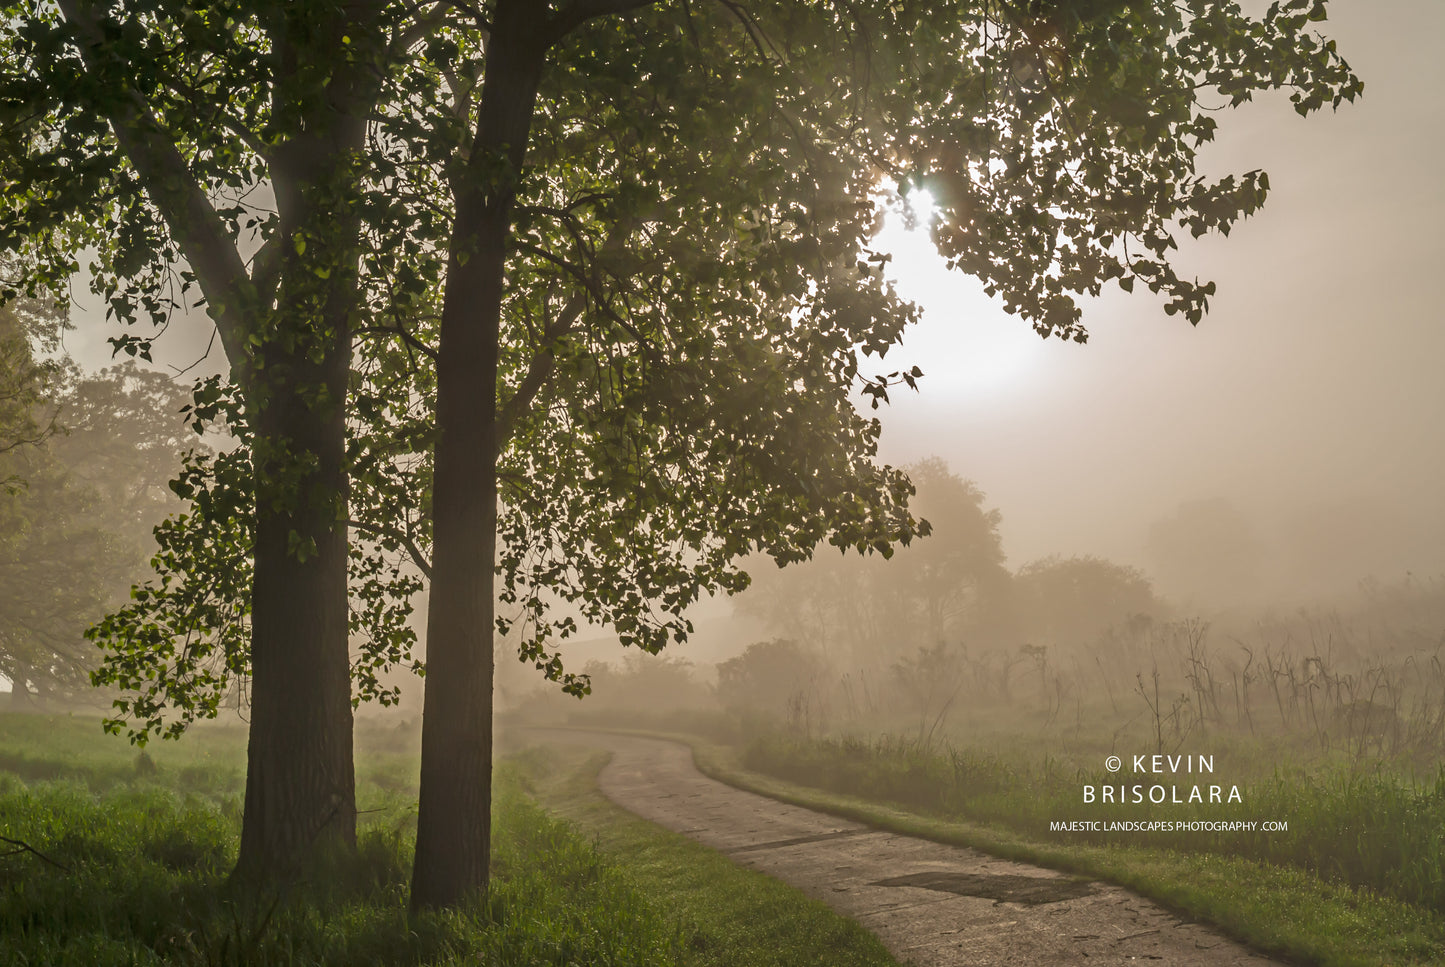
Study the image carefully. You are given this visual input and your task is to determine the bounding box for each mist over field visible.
[481,0,1444,713]
[488,18,1445,890]
[46,1,1442,677]
[3,2,1444,964]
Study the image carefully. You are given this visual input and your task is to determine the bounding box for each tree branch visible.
[0,836,72,872]
[495,294,585,448]
[543,0,660,47]
[349,518,433,579]
[390,1,482,56]
[55,0,257,381]
[511,239,655,354]
[155,67,274,162]
[248,233,283,309]
[353,324,439,361]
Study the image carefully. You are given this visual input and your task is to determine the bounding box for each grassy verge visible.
[0,766,687,965]
[0,711,902,966]
[740,733,1445,910]
[508,742,902,967]
[623,732,1445,967]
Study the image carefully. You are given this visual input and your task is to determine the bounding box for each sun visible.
[870,183,1045,398]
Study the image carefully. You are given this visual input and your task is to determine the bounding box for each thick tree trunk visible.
[57,0,378,885]
[233,5,376,881]
[411,6,548,910]
[234,290,355,873]
[232,241,358,881]
[236,368,355,877]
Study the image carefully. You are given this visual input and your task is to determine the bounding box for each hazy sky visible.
[865,0,1445,606]
[56,1,1443,614]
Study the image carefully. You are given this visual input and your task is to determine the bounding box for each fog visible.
[38,1,1443,701]
[8,7,1443,958]
[863,0,1445,609]
[55,1,1442,626]
[487,3,1445,746]
[500,3,1445,713]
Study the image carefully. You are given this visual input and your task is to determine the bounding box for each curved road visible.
[554,732,1281,967]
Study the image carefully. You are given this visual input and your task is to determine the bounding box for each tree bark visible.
[53,0,362,877]
[411,3,548,910]
[236,353,356,877]
[233,4,379,880]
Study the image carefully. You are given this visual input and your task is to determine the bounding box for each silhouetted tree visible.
[0,438,117,703]
[53,364,197,554]
[0,313,191,702]
[739,459,1010,663]
[1014,555,1159,648]
[0,297,64,462]
[716,639,826,719]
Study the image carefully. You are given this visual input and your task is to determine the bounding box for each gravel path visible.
[546,731,1282,967]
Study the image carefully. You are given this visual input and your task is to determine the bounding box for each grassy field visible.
[683,733,1445,967]
[740,732,1445,911]
[509,591,1445,965]
[8,702,1443,967]
[0,710,900,967]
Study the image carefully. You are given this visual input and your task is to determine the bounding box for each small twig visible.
[0,835,72,872]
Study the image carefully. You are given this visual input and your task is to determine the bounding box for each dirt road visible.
[548,731,1281,967]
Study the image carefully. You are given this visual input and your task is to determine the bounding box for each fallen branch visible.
[0,835,71,872]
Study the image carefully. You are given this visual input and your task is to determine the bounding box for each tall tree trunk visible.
[232,222,359,881]
[236,350,355,877]
[233,5,376,880]
[56,0,380,884]
[412,5,547,909]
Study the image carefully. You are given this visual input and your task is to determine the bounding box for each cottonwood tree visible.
[0,303,189,702]
[0,297,105,700]
[0,440,120,702]
[395,0,1359,908]
[2,0,1361,911]
[2,0,917,898]
[716,639,828,722]
[3,1,396,878]
[1014,554,1160,647]
[352,4,931,906]
[54,364,198,553]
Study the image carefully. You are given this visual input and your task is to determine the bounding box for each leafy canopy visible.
[0,0,1360,738]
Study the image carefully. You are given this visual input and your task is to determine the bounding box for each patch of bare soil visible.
[547,732,1282,967]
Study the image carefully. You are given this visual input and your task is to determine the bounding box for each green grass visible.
[740,732,1445,911]
[0,712,246,797]
[0,711,903,966]
[0,768,688,965]
[676,734,1445,967]
[508,742,902,967]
